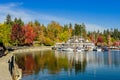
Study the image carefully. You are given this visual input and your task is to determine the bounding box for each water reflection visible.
[55,51,87,74]
[15,50,120,79]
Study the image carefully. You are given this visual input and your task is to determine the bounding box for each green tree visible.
[68,23,73,37]
[59,31,69,42]
[5,14,13,25]
[81,23,87,38]
[13,18,24,26]
[34,20,40,26]
[0,24,11,46]
[63,24,69,31]
[74,24,80,36]
[73,23,87,38]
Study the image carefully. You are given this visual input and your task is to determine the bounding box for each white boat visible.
[93,47,102,52]
[57,47,62,51]
[76,47,84,52]
[62,47,74,52]
[97,48,102,51]
[77,49,82,52]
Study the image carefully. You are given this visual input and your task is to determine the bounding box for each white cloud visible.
[0,2,106,32]
[0,2,74,24]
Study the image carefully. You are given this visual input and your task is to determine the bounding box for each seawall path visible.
[0,53,13,80]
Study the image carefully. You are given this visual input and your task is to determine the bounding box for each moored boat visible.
[93,47,102,52]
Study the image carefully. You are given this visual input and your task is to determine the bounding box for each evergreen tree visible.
[5,14,13,25]
[14,18,24,26]
[34,20,40,26]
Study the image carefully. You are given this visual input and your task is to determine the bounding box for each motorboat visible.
[93,47,102,52]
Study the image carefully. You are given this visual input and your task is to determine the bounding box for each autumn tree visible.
[88,33,95,43]
[30,21,40,41]
[23,25,36,45]
[0,24,11,46]
[96,35,104,46]
[31,21,47,45]
[47,21,62,42]
[11,24,25,46]
[58,24,71,42]
[113,41,120,47]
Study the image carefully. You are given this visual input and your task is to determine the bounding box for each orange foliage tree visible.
[33,25,45,45]
[47,21,62,42]
[23,25,36,45]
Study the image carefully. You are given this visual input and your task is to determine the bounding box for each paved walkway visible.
[0,53,13,80]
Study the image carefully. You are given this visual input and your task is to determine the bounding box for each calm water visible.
[15,50,120,80]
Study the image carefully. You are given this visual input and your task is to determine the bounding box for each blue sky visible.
[0,0,120,31]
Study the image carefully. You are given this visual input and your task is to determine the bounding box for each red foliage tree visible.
[11,24,25,45]
[97,35,104,43]
[23,25,36,45]
[113,41,120,46]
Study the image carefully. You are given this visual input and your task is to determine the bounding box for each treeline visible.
[0,14,120,46]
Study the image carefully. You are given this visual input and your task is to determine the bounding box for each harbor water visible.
[15,50,120,80]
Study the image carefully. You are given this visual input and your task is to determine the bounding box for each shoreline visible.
[11,46,52,54]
